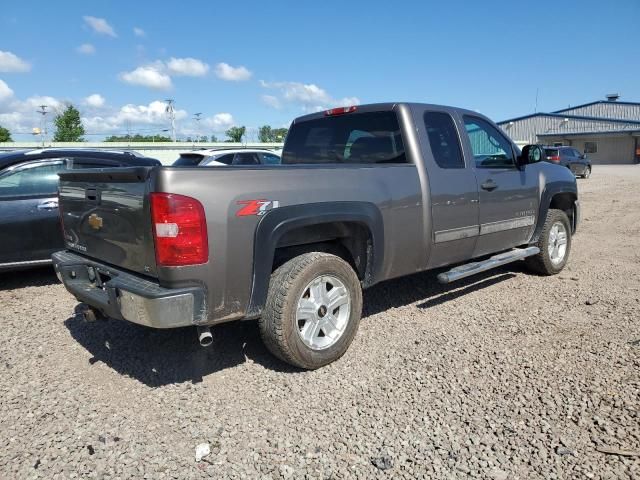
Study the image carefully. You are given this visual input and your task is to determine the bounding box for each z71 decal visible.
[236,199,280,217]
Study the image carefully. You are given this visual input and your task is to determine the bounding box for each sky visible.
[1,0,639,141]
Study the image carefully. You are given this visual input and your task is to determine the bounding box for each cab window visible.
[424,112,464,169]
[463,116,515,168]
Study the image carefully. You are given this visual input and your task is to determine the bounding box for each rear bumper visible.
[52,251,207,328]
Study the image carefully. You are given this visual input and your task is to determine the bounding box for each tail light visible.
[325,106,357,116]
[150,193,208,267]
[547,155,560,163]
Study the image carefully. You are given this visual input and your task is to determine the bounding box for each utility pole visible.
[37,105,48,147]
[193,112,202,143]
[165,99,176,142]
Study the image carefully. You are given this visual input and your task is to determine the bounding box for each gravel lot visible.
[1,165,639,479]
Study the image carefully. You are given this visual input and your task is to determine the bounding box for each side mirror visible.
[518,144,543,168]
[581,153,588,159]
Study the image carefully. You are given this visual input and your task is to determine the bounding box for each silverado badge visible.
[88,213,103,230]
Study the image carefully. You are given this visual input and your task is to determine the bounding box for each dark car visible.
[0,149,160,271]
[543,146,592,178]
[172,148,281,167]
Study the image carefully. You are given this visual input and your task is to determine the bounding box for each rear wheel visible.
[525,209,572,275]
[259,252,363,369]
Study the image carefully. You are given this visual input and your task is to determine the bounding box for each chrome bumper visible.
[52,251,207,328]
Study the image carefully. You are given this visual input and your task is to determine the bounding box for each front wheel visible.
[525,209,572,275]
[582,166,591,179]
[259,252,363,369]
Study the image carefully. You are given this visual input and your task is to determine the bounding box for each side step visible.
[437,247,539,284]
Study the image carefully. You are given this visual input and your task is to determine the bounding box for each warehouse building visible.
[498,95,640,164]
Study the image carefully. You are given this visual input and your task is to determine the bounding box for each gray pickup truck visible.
[53,103,579,369]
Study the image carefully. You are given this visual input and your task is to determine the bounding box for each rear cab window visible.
[282,111,406,164]
[173,154,205,166]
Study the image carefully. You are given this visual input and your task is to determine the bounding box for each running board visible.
[437,247,540,284]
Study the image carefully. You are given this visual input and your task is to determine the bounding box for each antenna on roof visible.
[606,93,620,102]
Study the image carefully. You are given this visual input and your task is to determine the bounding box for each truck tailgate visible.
[58,167,158,277]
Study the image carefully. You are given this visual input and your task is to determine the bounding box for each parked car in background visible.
[0,149,160,272]
[543,146,592,178]
[172,148,281,167]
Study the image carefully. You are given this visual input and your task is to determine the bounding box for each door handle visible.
[481,180,498,192]
[37,200,59,210]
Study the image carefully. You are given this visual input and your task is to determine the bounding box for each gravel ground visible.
[1,165,639,479]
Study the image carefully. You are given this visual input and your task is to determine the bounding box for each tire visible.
[582,166,591,179]
[525,209,572,275]
[259,252,363,369]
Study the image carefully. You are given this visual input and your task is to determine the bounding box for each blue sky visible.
[1,0,639,140]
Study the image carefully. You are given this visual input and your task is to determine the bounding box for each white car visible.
[172,148,281,167]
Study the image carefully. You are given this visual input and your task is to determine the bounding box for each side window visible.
[213,154,235,165]
[260,153,281,165]
[0,162,65,198]
[463,116,515,168]
[573,148,583,158]
[423,111,464,169]
[233,152,260,165]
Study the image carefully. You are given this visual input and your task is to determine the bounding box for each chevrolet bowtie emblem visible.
[88,213,103,230]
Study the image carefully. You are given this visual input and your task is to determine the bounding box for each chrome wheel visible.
[548,222,568,265]
[296,275,350,350]
[584,167,591,178]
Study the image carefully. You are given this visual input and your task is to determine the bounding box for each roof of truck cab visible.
[291,102,485,123]
[0,148,161,170]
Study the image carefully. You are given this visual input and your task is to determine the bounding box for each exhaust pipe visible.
[197,326,213,347]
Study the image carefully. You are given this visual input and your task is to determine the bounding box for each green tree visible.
[258,125,273,143]
[210,134,218,142]
[225,126,246,143]
[53,105,85,142]
[105,134,172,142]
[199,135,208,142]
[0,125,12,142]
[272,127,288,142]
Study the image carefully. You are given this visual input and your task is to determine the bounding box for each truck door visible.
[460,115,538,257]
[418,109,480,268]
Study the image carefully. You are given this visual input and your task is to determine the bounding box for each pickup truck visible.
[53,103,580,369]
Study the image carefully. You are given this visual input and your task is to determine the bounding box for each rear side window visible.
[544,149,559,157]
[423,112,464,169]
[213,154,235,165]
[173,154,205,166]
[282,111,406,164]
[233,152,260,165]
[259,153,281,165]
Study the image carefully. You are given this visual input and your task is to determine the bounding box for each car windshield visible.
[173,154,206,166]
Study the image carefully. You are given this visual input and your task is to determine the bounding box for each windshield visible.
[282,111,406,164]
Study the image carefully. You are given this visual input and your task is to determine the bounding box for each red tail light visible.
[150,193,208,267]
[547,155,560,163]
[325,106,357,116]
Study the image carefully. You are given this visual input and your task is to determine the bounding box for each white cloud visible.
[0,51,31,73]
[119,64,172,90]
[261,94,281,109]
[260,80,359,111]
[83,94,105,108]
[214,62,252,81]
[166,57,209,77]
[205,113,234,130]
[0,79,14,102]
[83,16,117,37]
[133,27,145,37]
[76,43,96,55]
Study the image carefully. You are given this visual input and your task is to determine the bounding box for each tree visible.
[199,135,208,143]
[0,125,12,142]
[258,125,273,143]
[225,126,246,143]
[53,105,85,142]
[210,134,218,142]
[258,125,288,143]
[105,134,172,142]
